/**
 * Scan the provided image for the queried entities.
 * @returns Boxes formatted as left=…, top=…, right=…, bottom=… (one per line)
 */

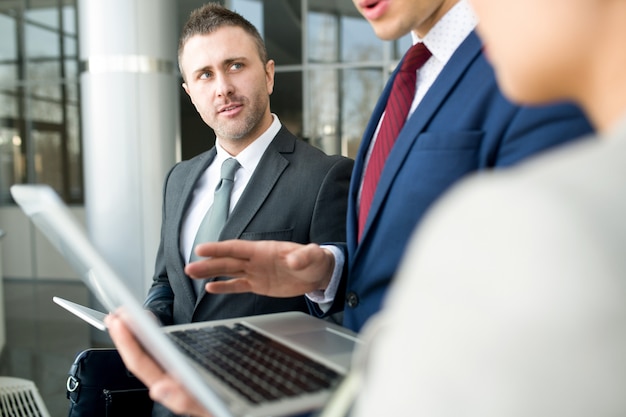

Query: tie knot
left=400, top=42, right=432, bottom=73
left=220, top=157, right=240, bottom=181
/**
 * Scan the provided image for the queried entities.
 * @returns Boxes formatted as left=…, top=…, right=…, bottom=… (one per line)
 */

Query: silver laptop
left=11, top=184, right=361, bottom=417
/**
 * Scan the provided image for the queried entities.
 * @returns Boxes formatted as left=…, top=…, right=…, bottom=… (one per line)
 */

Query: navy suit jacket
left=320, top=31, right=593, bottom=332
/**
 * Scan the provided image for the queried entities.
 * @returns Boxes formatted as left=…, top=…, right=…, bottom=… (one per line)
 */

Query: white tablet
left=53, top=296, right=108, bottom=331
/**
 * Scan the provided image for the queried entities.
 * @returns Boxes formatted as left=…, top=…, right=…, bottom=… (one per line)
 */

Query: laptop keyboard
left=168, top=323, right=341, bottom=404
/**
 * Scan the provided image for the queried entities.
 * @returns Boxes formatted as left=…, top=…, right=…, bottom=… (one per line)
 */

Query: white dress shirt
left=181, top=114, right=281, bottom=262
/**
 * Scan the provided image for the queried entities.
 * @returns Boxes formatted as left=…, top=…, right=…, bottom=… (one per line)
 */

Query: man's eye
left=199, top=72, right=212, bottom=80
left=231, top=63, right=243, bottom=70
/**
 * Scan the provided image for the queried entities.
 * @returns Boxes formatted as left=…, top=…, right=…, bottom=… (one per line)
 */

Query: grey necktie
left=190, top=157, right=240, bottom=294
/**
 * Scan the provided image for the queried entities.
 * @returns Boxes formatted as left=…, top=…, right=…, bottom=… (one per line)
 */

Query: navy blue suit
left=316, top=31, right=593, bottom=332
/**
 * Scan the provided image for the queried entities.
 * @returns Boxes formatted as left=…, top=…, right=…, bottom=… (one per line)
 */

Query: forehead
left=181, top=26, right=259, bottom=69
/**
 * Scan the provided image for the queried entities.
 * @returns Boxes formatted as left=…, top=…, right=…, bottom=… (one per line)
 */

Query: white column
left=78, top=0, right=179, bottom=317
left=0, top=230, right=5, bottom=352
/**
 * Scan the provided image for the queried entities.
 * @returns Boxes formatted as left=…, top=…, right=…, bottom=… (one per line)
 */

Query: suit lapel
left=194, top=129, right=292, bottom=307
left=177, top=149, right=217, bottom=305
left=347, top=67, right=395, bottom=251
left=220, top=127, right=292, bottom=239
left=356, top=32, right=483, bottom=245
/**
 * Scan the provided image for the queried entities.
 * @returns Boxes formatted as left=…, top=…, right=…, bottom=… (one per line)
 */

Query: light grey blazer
left=353, top=118, right=626, bottom=417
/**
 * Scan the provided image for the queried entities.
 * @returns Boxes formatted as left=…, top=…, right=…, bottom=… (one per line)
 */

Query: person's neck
left=584, top=28, right=626, bottom=132
left=413, top=0, right=460, bottom=38
left=584, top=81, right=626, bottom=134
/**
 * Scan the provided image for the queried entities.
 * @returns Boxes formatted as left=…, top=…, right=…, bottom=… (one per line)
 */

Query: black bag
left=66, top=348, right=153, bottom=417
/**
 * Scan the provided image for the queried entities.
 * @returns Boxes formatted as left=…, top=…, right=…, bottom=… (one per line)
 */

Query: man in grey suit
left=143, top=4, right=352, bottom=329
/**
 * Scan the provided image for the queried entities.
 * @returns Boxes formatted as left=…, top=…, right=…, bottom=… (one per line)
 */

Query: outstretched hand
left=185, top=240, right=335, bottom=297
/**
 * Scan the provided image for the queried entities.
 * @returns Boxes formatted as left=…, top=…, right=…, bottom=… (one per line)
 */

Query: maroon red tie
left=358, top=42, right=432, bottom=240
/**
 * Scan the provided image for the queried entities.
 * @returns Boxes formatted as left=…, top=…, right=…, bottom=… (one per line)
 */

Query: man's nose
left=215, top=73, right=234, bottom=97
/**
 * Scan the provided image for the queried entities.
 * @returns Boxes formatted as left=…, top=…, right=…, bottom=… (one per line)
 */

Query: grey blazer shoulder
left=164, top=126, right=353, bottom=243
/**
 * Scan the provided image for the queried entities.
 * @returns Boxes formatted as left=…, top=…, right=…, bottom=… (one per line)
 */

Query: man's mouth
left=218, top=103, right=242, bottom=114
left=358, top=0, right=389, bottom=21
left=360, top=0, right=379, bottom=10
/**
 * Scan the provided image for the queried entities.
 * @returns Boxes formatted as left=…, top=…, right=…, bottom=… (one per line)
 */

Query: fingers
left=105, top=314, right=167, bottom=388
left=195, top=239, right=255, bottom=258
left=204, top=278, right=253, bottom=294
left=284, top=243, right=323, bottom=270
left=186, top=240, right=254, bottom=278
left=106, top=314, right=212, bottom=417
left=185, top=256, right=246, bottom=279
left=185, top=240, right=331, bottom=297
left=151, top=379, right=213, bottom=417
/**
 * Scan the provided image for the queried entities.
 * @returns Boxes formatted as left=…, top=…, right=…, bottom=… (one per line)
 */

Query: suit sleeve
left=308, top=156, right=354, bottom=243
left=143, top=167, right=176, bottom=325
left=492, top=102, right=593, bottom=167
left=305, top=156, right=353, bottom=318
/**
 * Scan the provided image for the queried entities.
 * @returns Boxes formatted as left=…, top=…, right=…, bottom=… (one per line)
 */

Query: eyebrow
left=223, top=56, right=248, bottom=66
left=190, top=56, right=249, bottom=78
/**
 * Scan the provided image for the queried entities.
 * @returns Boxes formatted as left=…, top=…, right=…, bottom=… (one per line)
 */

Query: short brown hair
left=178, top=2, right=268, bottom=78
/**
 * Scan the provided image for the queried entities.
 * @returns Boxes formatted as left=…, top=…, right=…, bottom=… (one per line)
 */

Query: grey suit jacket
left=144, top=126, right=353, bottom=325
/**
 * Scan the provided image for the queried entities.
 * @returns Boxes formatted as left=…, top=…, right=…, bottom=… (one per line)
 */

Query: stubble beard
left=211, top=95, right=267, bottom=142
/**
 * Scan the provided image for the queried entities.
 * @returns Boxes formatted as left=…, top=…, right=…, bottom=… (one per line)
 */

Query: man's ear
left=182, top=82, right=190, bottom=96
left=265, top=59, right=275, bottom=95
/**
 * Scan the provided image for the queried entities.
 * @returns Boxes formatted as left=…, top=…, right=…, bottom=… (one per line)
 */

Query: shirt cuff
left=305, top=244, right=344, bottom=311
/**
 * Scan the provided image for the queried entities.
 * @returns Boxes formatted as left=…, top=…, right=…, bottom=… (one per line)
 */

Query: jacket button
left=346, top=292, right=359, bottom=308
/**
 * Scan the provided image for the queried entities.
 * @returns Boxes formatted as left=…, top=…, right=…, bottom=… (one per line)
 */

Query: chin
left=370, top=21, right=406, bottom=41
left=371, top=28, right=396, bottom=41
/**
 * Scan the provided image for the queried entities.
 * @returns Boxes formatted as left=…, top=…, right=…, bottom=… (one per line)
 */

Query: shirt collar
left=413, top=0, right=477, bottom=65
left=214, top=114, right=281, bottom=173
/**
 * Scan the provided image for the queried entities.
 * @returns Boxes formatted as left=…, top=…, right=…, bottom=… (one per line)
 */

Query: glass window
left=0, top=127, right=23, bottom=202
left=341, top=68, right=383, bottom=157
left=263, top=0, right=302, bottom=65
left=25, top=7, right=59, bottom=30
left=64, top=58, right=79, bottom=100
left=30, top=94, right=64, bottom=123
left=0, top=83, right=18, bottom=119
left=62, top=4, right=76, bottom=35
left=0, top=13, right=17, bottom=60
left=0, top=0, right=81, bottom=205
left=0, top=13, right=18, bottom=120
left=32, top=128, right=63, bottom=188
left=395, top=34, right=413, bottom=60
left=273, top=71, right=303, bottom=139
left=65, top=103, right=82, bottom=201
left=300, top=0, right=399, bottom=157
left=308, top=12, right=338, bottom=63
left=232, top=0, right=264, bottom=36
left=306, top=68, right=339, bottom=153
left=341, top=15, right=383, bottom=62
left=25, top=19, right=61, bottom=60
